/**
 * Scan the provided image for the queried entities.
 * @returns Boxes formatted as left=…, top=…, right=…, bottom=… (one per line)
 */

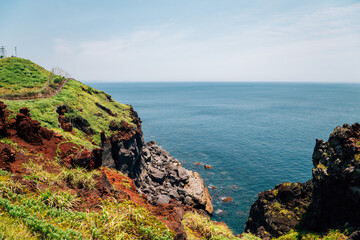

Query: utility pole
left=15, top=47, right=17, bottom=57
left=0, top=46, right=7, bottom=58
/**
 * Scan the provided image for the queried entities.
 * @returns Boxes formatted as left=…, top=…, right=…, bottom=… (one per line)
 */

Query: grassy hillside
left=0, top=148, right=175, bottom=239
left=3, top=79, right=134, bottom=147
left=0, top=57, right=252, bottom=240
left=0, top=57, right=53, bottom=94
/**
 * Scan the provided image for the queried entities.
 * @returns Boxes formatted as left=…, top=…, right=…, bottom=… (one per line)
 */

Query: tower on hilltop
left=0, top=46, right=7, bottom=58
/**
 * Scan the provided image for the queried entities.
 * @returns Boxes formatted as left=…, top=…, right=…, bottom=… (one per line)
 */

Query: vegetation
left=274, top=229, right=348, bottom=240
left=0, top=57, right=50, bottom=91
left=182, top=211, right=247, bottom=240
left=3, top=72, right=134, bottom=146
left=0, top=161, right=174, bottom=239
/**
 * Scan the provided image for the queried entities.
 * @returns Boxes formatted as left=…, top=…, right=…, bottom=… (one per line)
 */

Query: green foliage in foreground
left=0, top=164, right=174, bottom=240
left=182, top=211, right=257, bottom=240
left=0, top=57, right=52, bottom=94
left=4, top=79, right=134, bottom=146
left=274, top=229, right=348, bottom=240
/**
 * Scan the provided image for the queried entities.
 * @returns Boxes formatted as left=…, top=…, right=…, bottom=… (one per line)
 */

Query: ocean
left=88, top=82, right=360, bottom=233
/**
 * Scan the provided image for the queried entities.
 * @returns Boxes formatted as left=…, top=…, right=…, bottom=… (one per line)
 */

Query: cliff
left=0, top=57, right=246, bottom=239
left=245, top=123, right=360, bottom=239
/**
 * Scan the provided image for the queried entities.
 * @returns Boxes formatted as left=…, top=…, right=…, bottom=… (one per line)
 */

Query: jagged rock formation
left=101, top=109, right=213, bottom=215
left=302, top=123, right=360, bottom=231
left=245, top=123, right=360, bottom=238
left=245, top=181, right=313, bottom=239
left=101, top=120, right=144, bottom=177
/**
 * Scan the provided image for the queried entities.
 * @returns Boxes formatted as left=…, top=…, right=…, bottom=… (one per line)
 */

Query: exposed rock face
left=245, top=181, right=313, bottom=239
left=246, top=123, right=360, bottom=238
left=101, top=121, right=144, bottom=178
left=302, top=123, right=360, bottom=231
left=64, top=148, right=103, bottom=170
left=56, top=105, right=94, bottom=134
left=101, top=109, right=213, bottom=214
left=137, top=141, right=213, bottom=214
left=56, top=105, right=73, bottom=132
left=0, top=101, right=9, bottom=137
left=14, top=108, right=54, bottom=145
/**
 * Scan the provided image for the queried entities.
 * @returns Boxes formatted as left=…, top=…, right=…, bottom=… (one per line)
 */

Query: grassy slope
left=0, top=162, right=174, bottom=240
left=0, top=58, right=245, bottom=240
left=3, top=78, right=134, bottom=148
left=0, top=57, right=52, bottom=94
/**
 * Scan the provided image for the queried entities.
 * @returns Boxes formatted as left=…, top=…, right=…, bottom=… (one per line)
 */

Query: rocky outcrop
left=245, top=123, right=360, bottom=238
left=56, top=105, right=73, bottom=132
left=101, top=110, right=213, bottom=214
left=56, top=105, right=94, bottom=134
left=136, top=141, right=213, bottom=214
left=245, top=181, right=313, bottom=239
left=0, top=101, right=9, bottom=137
left=101, top=120, right=144, bottom=178
left=64, top=148, right=103, bottom=170
left=14, top=107, right=54, bottom=145
left=301, top=123, right=360, bottom=231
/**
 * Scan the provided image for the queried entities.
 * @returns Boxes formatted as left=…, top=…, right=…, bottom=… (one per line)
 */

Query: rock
left=68, top=148, right=103, bottom=170
left=214, top=209, right=226, bottom=215
left=149, top=167, right=165, bottom=183
left=245, top=122, right=360, bottom=238
left=157, top=194, right=171, bottom=204
left=0, top=101, right=9, bottom=137
left=221, top=197, right=233, bottom=202
left=137, top=142, right=213, bottom=214
left=244, top=181, right=313, bottom=238
left=348, top=231, right=360, bottom=240
left=100, top=109, right=213, bottom=214
left=204, top=164, right=212, bottom=169
left=71, top=116, right=94, bottom=135
left=101, top=125, right=143, bottom=178
left=301, top=123, right=360, bottom=232
left=15, top=109, right=43, bottom=145
left=95, top=102, right=116, bottom=116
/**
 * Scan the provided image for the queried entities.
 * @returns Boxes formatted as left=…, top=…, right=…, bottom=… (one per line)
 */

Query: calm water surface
left=88, top=82, right=360, bottom=233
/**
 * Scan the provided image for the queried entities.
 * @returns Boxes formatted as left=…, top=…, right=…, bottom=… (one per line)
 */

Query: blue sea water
left=88, top=82, right=360, bottom=233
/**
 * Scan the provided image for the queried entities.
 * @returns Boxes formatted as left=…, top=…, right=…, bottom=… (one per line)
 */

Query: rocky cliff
left=101, top=109, right=213, bottom=215
left=245, top=123, right=360, bottom=239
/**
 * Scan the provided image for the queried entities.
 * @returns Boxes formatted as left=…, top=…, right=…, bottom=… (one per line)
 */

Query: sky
left=1, top=0, right=360, bottom=82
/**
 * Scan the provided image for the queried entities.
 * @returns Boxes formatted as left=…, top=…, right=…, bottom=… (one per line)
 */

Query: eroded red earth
left=0, top=101, right=196, bottom=239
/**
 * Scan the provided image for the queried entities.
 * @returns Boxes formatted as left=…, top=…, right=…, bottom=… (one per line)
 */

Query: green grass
left=182, top=211, right=240, bottom=240
left=4, top=79, right=135, bottom=146
left=274, top=229, right=348, bottom=240
left=24, top=159, right=99, bottom=190
left=0, top=211, right=39, bottom=240
left=0, top=57, right=53, bottom=94
left=0, top=161, right=174, bottom=239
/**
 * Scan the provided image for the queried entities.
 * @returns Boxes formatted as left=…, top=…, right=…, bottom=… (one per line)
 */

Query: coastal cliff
left=100, top=108, right=213, bottom=215
left=0, top=57, right=243, bottom=239
left=245, top=123, right=360, bottom=239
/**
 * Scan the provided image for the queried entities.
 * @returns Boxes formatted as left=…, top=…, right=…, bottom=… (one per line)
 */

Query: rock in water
left=245, top=122, right=360, bottom=238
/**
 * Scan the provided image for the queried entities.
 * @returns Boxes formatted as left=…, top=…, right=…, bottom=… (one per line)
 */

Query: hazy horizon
left=2, top=0, right=360, bottom=83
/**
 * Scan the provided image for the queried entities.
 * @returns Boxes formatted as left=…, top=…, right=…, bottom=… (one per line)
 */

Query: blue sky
left=1, top=0, right=360, bottom=82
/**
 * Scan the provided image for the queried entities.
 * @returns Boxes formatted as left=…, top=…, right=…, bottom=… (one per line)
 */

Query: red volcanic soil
left=0, top=142, right=29, bottom=175
left=0, top=102, right=196, bottom=238
left=103, top=167, right=193, bottom=238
